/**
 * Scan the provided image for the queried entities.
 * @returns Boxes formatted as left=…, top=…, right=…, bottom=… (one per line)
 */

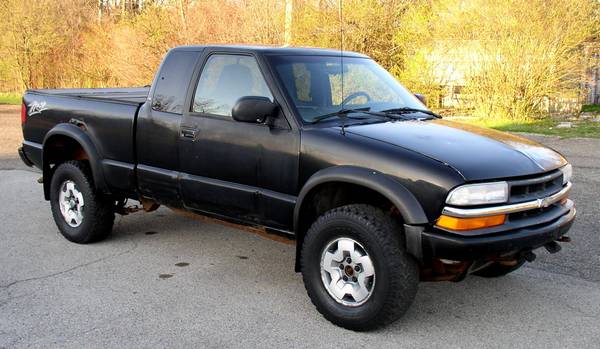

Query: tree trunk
left=284, top=0, right=293, bottom=46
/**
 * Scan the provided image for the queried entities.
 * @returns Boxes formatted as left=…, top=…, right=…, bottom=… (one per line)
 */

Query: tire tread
left=301, top=204, right=418, bottom=331
left=50, top=160, right=114, bottom=244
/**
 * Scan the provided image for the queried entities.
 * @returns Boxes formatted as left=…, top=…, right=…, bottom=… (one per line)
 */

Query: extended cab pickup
left=19, top=45, right=576, bottom=330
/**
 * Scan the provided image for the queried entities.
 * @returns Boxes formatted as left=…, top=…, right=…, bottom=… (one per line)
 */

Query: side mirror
left=232, top=96, right=278, bottom=123
left=414, top=93, right=427, bottom=106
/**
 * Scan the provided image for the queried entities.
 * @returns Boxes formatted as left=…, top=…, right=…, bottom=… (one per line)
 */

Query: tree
left=394, top=0, right=600, bottom=119
left=0, top=0, right=597, bottom=121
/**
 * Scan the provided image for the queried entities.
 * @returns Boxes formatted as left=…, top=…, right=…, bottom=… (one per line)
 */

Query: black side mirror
left=232, top=96, right=278, bottom=123
left=414, top=93, right=427, bottom=106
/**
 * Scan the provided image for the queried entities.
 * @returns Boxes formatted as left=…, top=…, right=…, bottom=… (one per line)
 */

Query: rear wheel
left=50, top=160, right=115, bottom=243
left=301, top=204, right=418, bottom=331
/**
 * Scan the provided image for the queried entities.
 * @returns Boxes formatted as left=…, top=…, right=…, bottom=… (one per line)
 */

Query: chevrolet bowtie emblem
left=538, top=197, right=552, bottom=208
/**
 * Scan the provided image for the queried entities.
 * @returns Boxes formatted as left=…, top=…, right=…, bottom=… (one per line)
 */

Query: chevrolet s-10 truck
left=19, top=45, right=575, bottom=330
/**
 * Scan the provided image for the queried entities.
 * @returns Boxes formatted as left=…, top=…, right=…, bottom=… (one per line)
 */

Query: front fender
left=294, top=165, right=428, bottom=231
left=293, top=166, right=429, bottom=271
left=42, top=123, right=107, bottom=198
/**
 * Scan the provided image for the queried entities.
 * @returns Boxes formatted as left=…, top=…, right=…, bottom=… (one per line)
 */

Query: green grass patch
left=455, top=118, right=600, bottom=138
left=582, top=104, right=600, bottom=113
left=0, top=92, right=21, bottom=105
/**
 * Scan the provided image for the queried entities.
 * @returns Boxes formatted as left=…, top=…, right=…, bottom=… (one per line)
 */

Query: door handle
left=181, top=128, right=197, bottom=139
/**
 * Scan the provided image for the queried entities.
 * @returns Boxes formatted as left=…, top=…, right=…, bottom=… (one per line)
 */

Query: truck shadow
left=109, top=206, right=598, bottom=340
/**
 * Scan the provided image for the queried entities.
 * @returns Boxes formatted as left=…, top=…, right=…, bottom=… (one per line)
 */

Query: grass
left=454, top=117, right=600, bottom=138
left=582, top=104, right=600, bottom=113
left=0, top=92, right=21, bottom=105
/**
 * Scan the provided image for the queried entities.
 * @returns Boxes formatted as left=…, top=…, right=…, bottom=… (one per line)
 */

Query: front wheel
left=301, top=204, right=418, bottom=331
left=50, top=160, right=115, bottom=243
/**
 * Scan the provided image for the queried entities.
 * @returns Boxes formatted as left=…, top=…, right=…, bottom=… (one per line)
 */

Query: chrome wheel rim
left=58, top=180, right=84, bottom=227
left=320, top=237, right=376, bottom=307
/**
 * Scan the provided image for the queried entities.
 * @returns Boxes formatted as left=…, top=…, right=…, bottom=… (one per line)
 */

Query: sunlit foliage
left=0, top=0, right=597, bottom=119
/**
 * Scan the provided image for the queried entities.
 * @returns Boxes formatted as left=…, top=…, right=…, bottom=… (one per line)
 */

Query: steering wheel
left=341, top=91, right=371, bottom=106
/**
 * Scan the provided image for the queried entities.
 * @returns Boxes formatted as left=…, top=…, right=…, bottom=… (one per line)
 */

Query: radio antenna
left=339, top=0, right=346, bottom=135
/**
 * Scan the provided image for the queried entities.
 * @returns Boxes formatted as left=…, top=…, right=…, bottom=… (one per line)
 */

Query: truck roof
left=171, top=45, right=369, bottom=58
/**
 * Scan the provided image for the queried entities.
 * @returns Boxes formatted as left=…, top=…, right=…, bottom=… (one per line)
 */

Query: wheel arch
left=42, top=124, right=107, bottom=199
left=293, top=166, right=428, bottom=271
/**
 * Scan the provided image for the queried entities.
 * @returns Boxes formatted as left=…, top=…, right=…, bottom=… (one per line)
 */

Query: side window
left=152, top=51, right=198, bottom=114
left=193, top=54, right=273, bottom=117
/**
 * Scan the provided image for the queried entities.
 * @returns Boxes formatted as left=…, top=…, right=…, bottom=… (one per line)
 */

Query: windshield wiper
left=311, top=107, right=406, bottom=124
left=311, top=108, right=379, bottom=124
left=380, top=107, right=441, bottom=118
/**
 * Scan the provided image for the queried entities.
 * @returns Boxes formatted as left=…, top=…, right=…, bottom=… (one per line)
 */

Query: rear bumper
left=19, top=141, right=43, bottom=169
left=418, top=205, right=576, bottom=261
left=18, top=146, right=34, bottom=167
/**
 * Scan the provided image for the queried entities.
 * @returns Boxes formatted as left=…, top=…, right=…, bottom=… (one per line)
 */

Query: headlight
left=446, top=182, right=509, bottom=206
left=560, top=164, right=572, bottom=185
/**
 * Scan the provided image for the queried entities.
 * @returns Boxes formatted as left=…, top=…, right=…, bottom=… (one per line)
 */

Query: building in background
left=427, top=40, right=600, bottom=115
left=584, top=45, right=600, bottom=105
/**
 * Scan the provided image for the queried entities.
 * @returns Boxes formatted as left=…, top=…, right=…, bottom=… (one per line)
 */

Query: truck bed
left=22, top=87, right=147, bottom=195
left=27, top=87, right=150, bottom=105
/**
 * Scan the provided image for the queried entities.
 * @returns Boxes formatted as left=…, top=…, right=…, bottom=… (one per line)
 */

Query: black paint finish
left=21, top=45, right=574, bottom=265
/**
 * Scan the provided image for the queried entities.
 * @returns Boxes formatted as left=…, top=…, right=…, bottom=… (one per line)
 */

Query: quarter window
left=193, top=55, right=273, bottom=117
left=152, top=51, right=198, bottom=114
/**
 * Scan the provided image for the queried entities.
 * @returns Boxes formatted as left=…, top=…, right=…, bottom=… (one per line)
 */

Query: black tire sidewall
left=50, top=162, right=100, bottom=243
left=302, top=208, right=415, bottom=329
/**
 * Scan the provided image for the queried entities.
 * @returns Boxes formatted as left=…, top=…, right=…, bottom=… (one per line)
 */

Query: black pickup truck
left=19, top=45, right=575, bottom=330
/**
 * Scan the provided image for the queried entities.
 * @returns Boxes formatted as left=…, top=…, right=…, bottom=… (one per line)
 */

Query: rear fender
left=42, top=123, right=107, bottom=199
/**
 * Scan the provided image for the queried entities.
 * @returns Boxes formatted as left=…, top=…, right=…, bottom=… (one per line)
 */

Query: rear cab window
left=152, top=51, right=199, bottom=114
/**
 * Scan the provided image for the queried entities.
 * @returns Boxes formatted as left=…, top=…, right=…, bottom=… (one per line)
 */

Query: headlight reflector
left=560, top=164, right=572, bottom=185
left=446, top=182, right=509, bottom=206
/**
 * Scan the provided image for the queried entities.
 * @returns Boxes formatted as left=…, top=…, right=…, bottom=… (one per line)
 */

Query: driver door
left=178, top=52, right=299, bottom=229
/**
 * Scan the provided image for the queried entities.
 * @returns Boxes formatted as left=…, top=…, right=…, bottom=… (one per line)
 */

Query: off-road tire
left=49, top=160, right=115, bottom=243
left=301, top=204, right=419, bottom=331
left=472, top=259, right=526, bottom=278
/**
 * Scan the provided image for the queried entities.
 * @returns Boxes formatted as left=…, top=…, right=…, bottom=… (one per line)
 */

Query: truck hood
left=343, top=119, right=567, bottom=181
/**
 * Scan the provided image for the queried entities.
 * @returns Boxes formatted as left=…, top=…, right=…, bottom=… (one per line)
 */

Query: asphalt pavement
left=1, top=135, right=599, bottom=348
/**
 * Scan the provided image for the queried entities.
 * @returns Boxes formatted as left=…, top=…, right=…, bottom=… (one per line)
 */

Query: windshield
left=268, top=55, right=427, bottom=123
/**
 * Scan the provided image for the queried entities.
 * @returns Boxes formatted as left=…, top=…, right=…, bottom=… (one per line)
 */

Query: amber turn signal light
left=436, top=214, right=506, bottom=231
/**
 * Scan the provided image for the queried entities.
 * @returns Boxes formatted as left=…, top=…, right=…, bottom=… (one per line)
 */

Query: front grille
left=508, top=206, right=554, bottom=221
left=506, top=170, right=569, bottom=225
left=508, top=170, right=563, bottom=204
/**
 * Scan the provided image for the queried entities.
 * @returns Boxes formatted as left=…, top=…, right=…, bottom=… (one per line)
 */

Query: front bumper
left=420, top=203, right=576, bottom=261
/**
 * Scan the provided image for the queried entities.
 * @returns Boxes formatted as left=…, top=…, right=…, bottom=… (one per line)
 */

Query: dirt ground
left=0, top=105, right=21, bottom=158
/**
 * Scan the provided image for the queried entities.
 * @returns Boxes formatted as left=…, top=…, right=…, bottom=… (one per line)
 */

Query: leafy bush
left=582, top=105, right=600, bottom=113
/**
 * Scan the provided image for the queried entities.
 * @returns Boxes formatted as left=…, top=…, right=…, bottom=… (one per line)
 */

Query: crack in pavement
left=0, top=292, right=32, bottom=308
left=562, top=302, right=600, bottom=320
left=0, top=168, right=41, bottom=174
left=525, top=262, right=600, bottom=284
left=0, top=239, right=138, bottom=290
left=0, top=211, right=130, bottom=291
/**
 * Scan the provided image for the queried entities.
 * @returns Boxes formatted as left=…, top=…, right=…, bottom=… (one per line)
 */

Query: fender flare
left=294, top=165, right=428, bottom=230
left=293, top=166, right=428, bottom=270
left=42, top=123, right=107, bottom=199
